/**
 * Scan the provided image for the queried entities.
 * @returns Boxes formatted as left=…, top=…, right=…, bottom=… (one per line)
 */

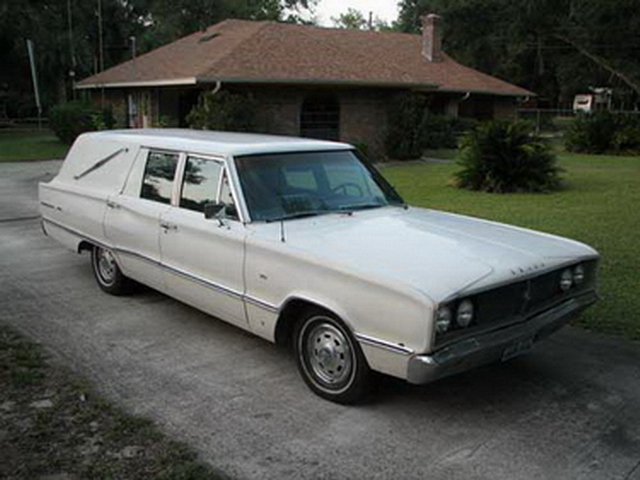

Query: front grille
left=436, top=259, right=598, bottom=345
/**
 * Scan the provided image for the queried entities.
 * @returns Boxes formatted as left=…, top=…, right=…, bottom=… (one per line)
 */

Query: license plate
left=502, top=336, right=534, bottom=362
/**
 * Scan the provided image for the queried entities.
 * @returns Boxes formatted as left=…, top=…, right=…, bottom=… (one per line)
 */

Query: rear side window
left=140, top=151, right=179, bottom=204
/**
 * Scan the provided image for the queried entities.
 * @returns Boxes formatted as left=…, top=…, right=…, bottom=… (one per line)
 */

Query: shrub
left=49, top=102, right=114, bottom=144
left=565, top=111, right=619, bottom=154
left=455, top=120, right=562, bottom=193
left=187, top=90, right=256, bottom=131
left=612, top=116, right=640, bottom=153
left=565, top=111, right=640, bottom=154
left=385, top=93, right=462, bottom=160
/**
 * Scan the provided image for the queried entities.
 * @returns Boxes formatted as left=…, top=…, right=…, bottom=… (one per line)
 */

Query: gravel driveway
left=1, top=160, right=640, bottom=480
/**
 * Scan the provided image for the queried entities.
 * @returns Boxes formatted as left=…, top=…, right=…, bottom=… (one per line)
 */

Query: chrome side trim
left=41, top=217, right=109, bottom=250
left=113, top=247, right=161, bottom=267
left=43, top=217, right=278, bottom=314
left=355, top=333, right=414, bottom=356
left=162, top=262, right=244, bottom=301
left=244, top=295, right=279, bottom=313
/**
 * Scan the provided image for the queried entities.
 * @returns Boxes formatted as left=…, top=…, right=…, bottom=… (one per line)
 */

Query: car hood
left=263, top=206, right=598, bottom=303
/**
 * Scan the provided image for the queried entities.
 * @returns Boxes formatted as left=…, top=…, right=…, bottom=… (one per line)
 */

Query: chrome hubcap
left=97, top=248, right=117, bottom=284
left=305, top=320, right=353, bottom=386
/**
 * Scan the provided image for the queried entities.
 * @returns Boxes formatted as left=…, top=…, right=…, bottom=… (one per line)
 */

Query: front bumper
left=406, top=290, right=599, bottom=384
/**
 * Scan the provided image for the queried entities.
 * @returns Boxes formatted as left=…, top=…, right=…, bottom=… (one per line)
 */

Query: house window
left=300, top=95, right=340, bottom=141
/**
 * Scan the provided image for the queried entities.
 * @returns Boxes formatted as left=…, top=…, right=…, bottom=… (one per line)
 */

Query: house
left=77, top=15, right=534, bottom=155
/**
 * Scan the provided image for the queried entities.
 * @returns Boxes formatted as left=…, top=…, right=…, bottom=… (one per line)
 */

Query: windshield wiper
left=266, top=210, right=327, bottom=223
left=338, top=203, right=385, bottom=212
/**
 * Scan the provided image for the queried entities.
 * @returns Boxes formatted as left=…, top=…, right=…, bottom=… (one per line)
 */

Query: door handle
left=106, top=199, right=120, bottom=209
left=160, top=221, right=178, bottom=232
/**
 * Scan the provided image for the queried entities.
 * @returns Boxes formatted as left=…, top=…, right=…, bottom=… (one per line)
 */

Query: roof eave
left=75, top=77, right=198, bottom=90
left=438, top=87, right=536, bottom=98
left=197, top=76, right=440, bottom=90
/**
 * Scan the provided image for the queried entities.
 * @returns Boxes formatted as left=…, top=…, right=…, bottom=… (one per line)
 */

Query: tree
left=138, top=0, right=315, bottom=49
left=0, top=0, right=315, bottom=117
left=332, top=8, right=367, bottom=30
left=331, top=7, right=390, bottom=31
left=394, top=0, right=640, bottom=106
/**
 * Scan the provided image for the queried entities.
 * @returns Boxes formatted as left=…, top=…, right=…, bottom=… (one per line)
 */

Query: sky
left=311, top=0, right=401, bottom=27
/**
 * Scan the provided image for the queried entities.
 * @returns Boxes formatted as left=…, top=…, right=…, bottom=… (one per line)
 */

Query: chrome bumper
left=407, top=291, right=599, bottom=385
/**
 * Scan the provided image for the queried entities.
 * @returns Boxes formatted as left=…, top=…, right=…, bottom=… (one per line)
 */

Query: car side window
left=219, top=171, right=239, bottom=220
left=180, top=156, right=223, bottom=213
left=180, top=156, right=239, bottom=220
left=140, top=151, right=179, bottom=204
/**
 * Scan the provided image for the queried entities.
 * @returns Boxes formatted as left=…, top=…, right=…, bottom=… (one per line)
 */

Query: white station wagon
left=39, top=129, right=599, bottom=403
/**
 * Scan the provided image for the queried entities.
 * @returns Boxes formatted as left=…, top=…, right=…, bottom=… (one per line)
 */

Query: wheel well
left=78, top=241, right=93, bottom=254
left=275, top=299, right=330, bottom=349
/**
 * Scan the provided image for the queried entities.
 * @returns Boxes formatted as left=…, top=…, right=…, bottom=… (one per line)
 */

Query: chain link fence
left=517, top=108, right=640, bottom=137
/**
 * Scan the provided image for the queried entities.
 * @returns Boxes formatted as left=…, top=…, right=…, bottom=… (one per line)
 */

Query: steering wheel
left=331, top=182, right=363, bottom=197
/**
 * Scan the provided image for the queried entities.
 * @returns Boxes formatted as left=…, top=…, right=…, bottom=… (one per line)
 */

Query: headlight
left=560, top=268, right=573, bottom=292
left=456, top=299, right=474, bottom=327
left=436, top=306, right=452, bottom=334
left=573, top=264, right=585, bottom=285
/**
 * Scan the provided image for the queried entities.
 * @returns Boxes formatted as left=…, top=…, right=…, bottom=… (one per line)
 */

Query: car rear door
left=103, top=149, right=178, bottom=291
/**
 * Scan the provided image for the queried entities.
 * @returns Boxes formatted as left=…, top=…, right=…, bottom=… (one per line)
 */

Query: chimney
left=421, top=13, right=443, bottom=62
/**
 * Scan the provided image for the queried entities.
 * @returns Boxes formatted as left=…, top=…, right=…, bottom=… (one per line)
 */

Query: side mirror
left=203, top=202, right=225, bottom=220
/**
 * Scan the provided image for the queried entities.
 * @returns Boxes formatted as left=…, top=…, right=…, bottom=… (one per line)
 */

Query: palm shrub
left=455, top=120, right=562, bottom=193
left=187, top=90, right=256, bottom=132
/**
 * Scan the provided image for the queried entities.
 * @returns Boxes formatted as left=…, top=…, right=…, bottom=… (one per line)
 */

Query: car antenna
left=280, top=219, right=286, bottom=243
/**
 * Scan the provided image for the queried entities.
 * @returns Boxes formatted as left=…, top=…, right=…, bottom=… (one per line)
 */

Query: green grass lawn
left=382, top=152, right=640, bottom=341
left=0, top=129, right=69, bottom=162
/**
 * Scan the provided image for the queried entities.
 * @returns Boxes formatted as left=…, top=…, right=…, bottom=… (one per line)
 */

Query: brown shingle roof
left=77, top=19, right=533, bottom=96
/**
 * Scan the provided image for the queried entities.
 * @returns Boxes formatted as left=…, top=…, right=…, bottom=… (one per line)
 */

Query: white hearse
left=39, top=129, right=599, bottom=403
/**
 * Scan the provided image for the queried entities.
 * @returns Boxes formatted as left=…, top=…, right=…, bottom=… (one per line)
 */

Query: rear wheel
left=294, top=308, right=371, bottom=404
left=91, top=245, right=135, bottom=295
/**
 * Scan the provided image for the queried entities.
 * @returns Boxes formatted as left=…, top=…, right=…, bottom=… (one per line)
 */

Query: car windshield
left=235, top=150, right=405, bottom=222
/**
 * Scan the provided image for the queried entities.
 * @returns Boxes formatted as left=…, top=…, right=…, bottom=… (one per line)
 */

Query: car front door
left=158, top=154, right=248, bottom=328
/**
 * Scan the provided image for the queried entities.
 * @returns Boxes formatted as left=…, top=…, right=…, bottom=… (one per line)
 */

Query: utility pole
left=67, top=0, right=76, bottom=100
left=26, top=40, right=42, bottom=130
left=97, top=0, right=105, bottom=105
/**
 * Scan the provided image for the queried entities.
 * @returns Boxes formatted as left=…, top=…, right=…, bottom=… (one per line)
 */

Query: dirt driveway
left=1, top=160, right=640, bottom=480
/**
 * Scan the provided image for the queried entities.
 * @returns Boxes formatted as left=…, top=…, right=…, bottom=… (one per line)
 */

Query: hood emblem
left=511, top=262, right=547, bottom=277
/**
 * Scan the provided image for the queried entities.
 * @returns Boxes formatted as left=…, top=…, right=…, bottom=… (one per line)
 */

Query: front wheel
left=294, top=309, right=372, bottom=404
left=90, top=245, right=135, bottom=295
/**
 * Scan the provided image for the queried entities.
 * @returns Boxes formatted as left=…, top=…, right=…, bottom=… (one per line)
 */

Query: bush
left=187, top=90, right=256, bottom=131
left=455, top=120, right=562, bottom=193
left=49, top=102, right=114, bottom=144
left=385, top=93, right=462, bottom=160
left=565, top=111, right=640, bottom=154
left=565, top=111, right=618, bottom=154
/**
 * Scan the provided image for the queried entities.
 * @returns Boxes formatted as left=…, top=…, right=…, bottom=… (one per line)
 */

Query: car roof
left=82, top=129, right=353, bottom=157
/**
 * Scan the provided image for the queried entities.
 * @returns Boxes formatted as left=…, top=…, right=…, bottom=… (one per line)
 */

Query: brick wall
left=492, top=97, right=518, bottom=120
left=241, top=85, right=392, bottom=158
left=339, top=89, right=391, bottom=159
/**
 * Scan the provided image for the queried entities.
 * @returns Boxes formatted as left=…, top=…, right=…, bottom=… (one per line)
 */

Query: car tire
left=90, top=245, right=135, bottom=295
left=294, top=308, right=372, bottom=404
